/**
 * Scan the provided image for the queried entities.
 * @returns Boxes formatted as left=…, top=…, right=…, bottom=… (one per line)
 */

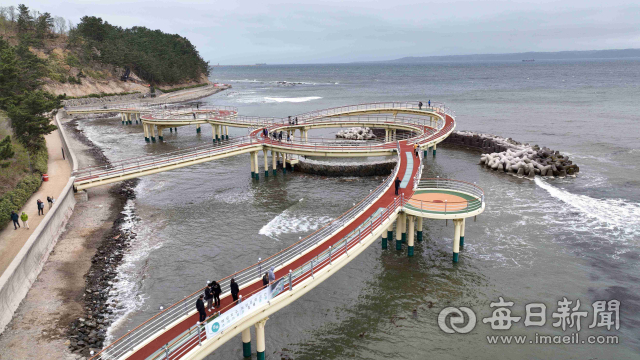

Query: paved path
left=0, top=129, right=71, bottom=277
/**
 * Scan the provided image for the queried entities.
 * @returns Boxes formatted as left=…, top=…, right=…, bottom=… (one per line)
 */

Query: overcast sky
left=21, top=0, right=640, bottom=64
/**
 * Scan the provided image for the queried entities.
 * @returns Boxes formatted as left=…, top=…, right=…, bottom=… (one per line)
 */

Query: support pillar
left=460, top=218, right=466, bottom=248
left=387, top=223, right=393, bottom=244
left=255, top=318, right=268, bottom=360
left=385, top=129, right=389, bottom=142
left=282, top=153, right=287, bottom=174
left=143, top=123, right=150, bottom=143
left=215, top=125, right=220, bottom=142
left=250, top=152, right=256, bottom=179
left=263, top=149, right=269, bottom=177
left=196, top=124, right=201, bottom=133
left=381, top=226, right=388, bottom=249
left=393, top=129, right=396, bottom=141
left=254, top=151, right=260, bottom=180
left=416, top=216, right=423, bottom=242
left=242, top=328, right=251, bottom=358
left=407, top=216, right=415, bottom=257
left=272, top=150, right=277, bottom=175
left=120, top=113, right=125, bottom=125
left=305, top=129, right=308, bottom=141
left=433, top=144, right=437, bottom=156
left=225, top=126, right=229, bottom=140
left=135, top=113, right=139, bottom=124
left=212, top=124, right=217, bottom=144
left=453, top=219, right=462, bottom=263
left=158, top=126, right=164, bottom=142
left=150, top=124, right=156, bottom=142
left=127, top=113, right=132, bottom=125
left=400, top=212, right=407, bottom=243
left=170, top=127, right=173, bottom=133
left=395, top=216, right=403, bottom=250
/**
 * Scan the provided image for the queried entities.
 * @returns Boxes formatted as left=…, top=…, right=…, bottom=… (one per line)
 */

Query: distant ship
left=255, top=63, right=267, bottom=66
left=522, top=59, right=535, bottom=62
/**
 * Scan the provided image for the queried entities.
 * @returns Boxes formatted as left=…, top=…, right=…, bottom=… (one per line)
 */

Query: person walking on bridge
left=262, top=272, right=269, bottom=289
left=21, top=211, right=29, bottom=229
left=196, top=295, right=206, bottom=323
left=395, top=176, right=401, bottom=196
left=268, top=266, right=276, bottom=283
left=204, top=284, right=214, bottom=311
left=230, top=278, right=240, bottom=303
left=428, top=99, right=431, bottom=108
left=418, top=101, right=423, bottom=110
left=211, top=281, right=221, bottom=308
left=11, top=211, right=20, bottom=230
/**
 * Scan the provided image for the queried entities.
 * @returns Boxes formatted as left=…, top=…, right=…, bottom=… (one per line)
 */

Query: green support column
left=196, top=124, right=201, bottom=133
left=255, top=318, right=268, bottom=360
left=170, top=127, right=173, bottom=133
left=120, top=113, right=124, bottom=125
left=407, top=216, right=415, bottom=257
left=158, top=127, right=164, bottom=142
left=381, top=231, right=387, bottom=250
left=250, top=152, right=256, bottom=179
left=424, top=149, right=427, bottom=157
left=242, top=328, right=251, bottom=358
left=254, top=152, right=260, bottom=180
left=400, top=212, right=407, bottom=243
left=395, top=216, right=402, bottom=251
left=453, top=219, right=462, bottom=263
left=432, top=144, right=437, bottom=156
left=460, top=218, right=465, bottom=248
left=387, top=223, right=393, bottom=245
left=416, top=216, right=423, bottom=242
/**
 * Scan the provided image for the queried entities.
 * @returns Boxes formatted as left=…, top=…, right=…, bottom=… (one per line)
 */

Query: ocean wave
left=105, top=199, right=164, bottom=343
left=259, top=208, right=333, bottom=240
left=534, top=177, right=640, bottom=237
left=264, top=96, right=322, bottom=103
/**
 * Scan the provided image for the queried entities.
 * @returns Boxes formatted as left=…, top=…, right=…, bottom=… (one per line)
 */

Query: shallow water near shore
left=76, top=59, right=640, bottom=359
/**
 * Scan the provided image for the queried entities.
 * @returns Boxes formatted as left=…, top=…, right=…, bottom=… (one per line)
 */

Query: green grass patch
left=62, top=91, right=141, bottom=100
left=158, top=83, right=208, bottom=93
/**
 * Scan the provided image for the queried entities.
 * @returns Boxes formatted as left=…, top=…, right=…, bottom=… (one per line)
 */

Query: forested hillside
left=73, top=16, right=210, bottom=84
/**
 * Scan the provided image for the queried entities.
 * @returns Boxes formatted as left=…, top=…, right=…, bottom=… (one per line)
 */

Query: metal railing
left=89, top=143, right=404, bottom=360
left=405, top=178, right=484, bottom=214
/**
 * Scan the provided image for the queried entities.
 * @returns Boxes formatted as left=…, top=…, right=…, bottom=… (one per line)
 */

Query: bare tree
left=8, top=6, right=15, bottom=22
left=54, top=16, right=66, bottom=34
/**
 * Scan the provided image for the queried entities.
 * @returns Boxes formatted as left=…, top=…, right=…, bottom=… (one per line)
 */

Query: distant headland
left=361, top=48, right=640, bottom=63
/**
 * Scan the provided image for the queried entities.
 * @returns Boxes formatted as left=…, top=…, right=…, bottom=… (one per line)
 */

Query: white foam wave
left=105, top=199, right=164, bottom=343
left=259, top=209, right=333, bottom=240
left=264, top=96, right=322, bottom=103
left=535, top=177, right=640, bottom=235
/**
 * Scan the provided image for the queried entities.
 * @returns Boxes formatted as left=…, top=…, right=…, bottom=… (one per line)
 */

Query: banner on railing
left=205, top=279, right=284, bottom=339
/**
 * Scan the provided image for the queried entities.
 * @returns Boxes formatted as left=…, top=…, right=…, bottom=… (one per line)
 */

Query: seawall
left=0, top=110, right=78, bottom=334
left=295, top=158, right=396, bottom=177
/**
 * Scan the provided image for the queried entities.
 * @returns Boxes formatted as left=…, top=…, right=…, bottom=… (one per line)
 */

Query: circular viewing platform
left=404, top=178, right=485, bottom=219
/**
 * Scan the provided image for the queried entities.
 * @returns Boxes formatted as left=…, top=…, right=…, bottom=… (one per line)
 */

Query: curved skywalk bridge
left=62, top=102, right=484, bottom=360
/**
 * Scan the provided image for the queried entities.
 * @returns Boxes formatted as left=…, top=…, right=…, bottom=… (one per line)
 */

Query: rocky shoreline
left=65, top=117, right=141, bottom=356
left=442, top=131, right=579, bottom=178
left=67, top=180, right=138, bottom=356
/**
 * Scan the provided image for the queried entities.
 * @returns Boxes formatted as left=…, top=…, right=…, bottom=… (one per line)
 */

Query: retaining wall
left=0, top=110, right=77, bottom=334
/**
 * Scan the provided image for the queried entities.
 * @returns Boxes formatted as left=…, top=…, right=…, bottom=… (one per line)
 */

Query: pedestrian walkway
left=0, top=129, right=71, bottom=277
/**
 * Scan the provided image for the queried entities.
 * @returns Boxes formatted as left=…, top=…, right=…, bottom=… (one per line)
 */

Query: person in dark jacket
left=418, top=101, right=423, bottom=110
left=204, top=285, right=213, bottom=311
left=394, top=177, right=401, bottom=196
left=211, top=281, right=222, bottom=308
left=262, top=272, right=269, bottom=288
left=230, top=278, right=240, bottom=303
left=196, top=295, right=206, bottom=323
left=11, top=211, right=20, bottom=230
left=37, top=199, right=44, bottom=215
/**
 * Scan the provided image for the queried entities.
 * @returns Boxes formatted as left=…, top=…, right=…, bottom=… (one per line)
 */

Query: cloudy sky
left=22, top=0, right=640, bottom=64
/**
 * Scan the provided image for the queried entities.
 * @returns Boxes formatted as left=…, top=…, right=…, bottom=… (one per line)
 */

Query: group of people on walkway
left=417, top=100, right=431, bottom=110
left=9, top=196, right=55, bottom=230
left=287, top=116, right=299, bottom=125
left=196, top=280, right=223, bottom=323
left=196, top=266, right=278, bottom=324
left=269, top=130, right=291, bottom=142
